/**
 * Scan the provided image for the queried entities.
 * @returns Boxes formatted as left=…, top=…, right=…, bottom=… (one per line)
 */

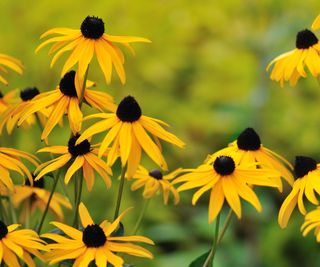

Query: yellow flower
left=17, top=71, right=115, bottom=140
left=175, top=154, right=280, bottom=223
left=0, top=53, right=23, bottom=85
left=301, top=206, right=320, bottom=241
left=0, top=221, right=47, bottom=266
left=43, top=202, right=154, bottom=267
left=77, top=96, right=185, bottom=178
left=312, top=15, right=320, bottom=31
left=267, top=29, right=320, bottom=86
left=34, top=134, right=112, bottom=191
left=0, top=90, right=17, bottom=114
left=131, top=166, right=182, bottom=205
left=11, top=178, right=72, bottom=220
left=36, top=16, right=151, bottom=84
left=0, top=147, right=39, bottom=190
left=278, top=156, right=320, bottom=229
left=207, top=128, right=294, bottom=190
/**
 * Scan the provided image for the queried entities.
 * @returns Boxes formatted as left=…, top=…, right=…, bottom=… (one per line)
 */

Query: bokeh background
left=1, top=0, right=320, bottom=266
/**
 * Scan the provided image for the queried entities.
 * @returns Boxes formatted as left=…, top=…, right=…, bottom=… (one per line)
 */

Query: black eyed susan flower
left=174, top=154, right=281, bottom=223
left=312, top=15, right=320, bottom=31
left=11, top=178, right=72, bottom=220
left=36, top=16, right=151, bottom=84
left=267, top=29, right=320, bottom=86
left=77, top=95, right=185, bottom=178
left=131, top=166, right=183, bottom=205
left=34, top=134, right=112, bottom=191
left=17, top=71, right=116, bottom=140
left=0, top=220, right=47, bottom=266
left=278, top=156, right=320, bottom=229
left=207, top=128, right=294, bottom=190
left=301, top=206, right=320, bottom=241
left=0, top=53, right=23, bottom=85
left=43, top=202, right=154, bottom=267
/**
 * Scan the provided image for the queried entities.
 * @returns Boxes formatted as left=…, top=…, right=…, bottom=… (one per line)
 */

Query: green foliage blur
left=1, top=0, right=320, bottom=266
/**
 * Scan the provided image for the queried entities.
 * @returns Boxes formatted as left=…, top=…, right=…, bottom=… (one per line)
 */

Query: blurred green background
left=1, top=0, right=320, bottom=266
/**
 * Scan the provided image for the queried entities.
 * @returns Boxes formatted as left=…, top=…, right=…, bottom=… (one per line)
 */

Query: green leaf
left=189, top=250, right=211, bottom=267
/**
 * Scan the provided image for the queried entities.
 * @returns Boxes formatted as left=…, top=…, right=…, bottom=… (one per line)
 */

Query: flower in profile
left=131, top=166, right=183, bottom=205
left=36, top=16, right=151, bottom=84
left=267, top=29, right=320, bottom=86
left=11, top=177, right=72, bottom=220
left=77, top=95, right=185, bottom=178
left=174, top=154, right=280, bottom=223
left=207, top=128, right=294, bottom=190
left=0, top=147, right=39, bottom=190
left=34, top=134, right=112, bottom=191
left=0, top=53, right=23, bottom=85
left=17, top=71, right=115, bottom=140
left=312, top=15, right=320, bottom=31
left=301, top=206, right=320, bottom=241
left=278, top=156, right=320, bottom=228
left=0, top=220, right=47, bottom=266
left=43, top=202, right=154, bottom=266
left=0, top=90, right=17, bottom=114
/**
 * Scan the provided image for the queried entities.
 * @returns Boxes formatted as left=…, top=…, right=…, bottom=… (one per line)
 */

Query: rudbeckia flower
left=0, top=220, right=47, bottom=266
left=278, top=156, right=320, bottom=228
left=312, top=15, right=320, bottom=31
left=0, top=147, right=39, bottom=190
left=207, top=128, right=294, bottom=190
left=0, top=90, right=17, bottom=114
left=11, top=178, right=72, bottom=220
left=34, top=134, right=112, bottom=191
left=0, top=53, right=23, bottom=85
left=131, top=166, right=182, bottom=205
left=43, top=202, right=154, bottom=267
left=36, top=16, right=151, bottom=84
left=17, top=70, right=115, bottom=140
left=77, top=95, right=185, bottom=178
left=267, top=29, right=320, bottom=86
left=175, top=154, right=280, bottom=223
left=301, top=206, right=320, bottom=241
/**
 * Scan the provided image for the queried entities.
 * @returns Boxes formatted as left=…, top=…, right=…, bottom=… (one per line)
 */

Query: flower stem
left=132, top=198, right=150, bottom=235
left=79, top=66, right=89, bottom=108
left=203, top=214, right=220, bottom=267
left=114, top=165, right=127, bottom=220
left=73, top=170, right=83, bottom=228
left=37, top=171, right=60, bottom=234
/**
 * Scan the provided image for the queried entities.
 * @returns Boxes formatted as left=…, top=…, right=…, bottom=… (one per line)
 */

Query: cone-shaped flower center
left=237, top=127, right=261, bottom=151
left=81, top=16, right=105, bottom=39
left=68, top=135, right=91, bottom=157
left=294, top=156, right=317, bottom=178
left=296, top=29, right=318, bottom=49
left=149, top=169, right=163, bottom=180
left=20, top=87, right=40, bottom=101
left=213, top=156, right=235, bottom=176
left=116, top=96, right=142, bottom=122
left=82, top=224, right=107, bottom=247
left=59, top=71, right=78, bottom=97
left=0, top=91, right=3, bottom=98
left=0, top=221, right=8, bottom=240
left=26, top=176, right=44, bottom=188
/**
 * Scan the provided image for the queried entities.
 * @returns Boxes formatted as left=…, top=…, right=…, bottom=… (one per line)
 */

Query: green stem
left=8, top=196, right=17, bottom=224
left=114, top=165, right=127, bottom=220
left=79, top=66, right=89, bottom=108
left=132, top=198, right=150, bottom=235
left=37, top=171, right=60, bottom=234
left=215, top=209, right=233, bottom=247
left=73, top=170, right=83, bottom=227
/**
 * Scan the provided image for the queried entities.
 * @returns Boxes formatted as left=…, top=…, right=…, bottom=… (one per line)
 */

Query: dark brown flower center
left=82, top=224, right=107, bottom=247
left=149, top=169, right=163, bottom=180
left=237, top=128, right=261, bottom=151
left=81, top=16, right=105, bottom=39
left=0, top=221, right=8, bottom=240
left=26, top=176, right=44, bottom=189
left=0, top=91, right=3, bottom=98
left=59, top=71, right=77, bottom=97
left=213, top=156, right=235, bottom=176
left=68, top=135, right=91, bottom=157
left=20, top=87, right=40, bottom=101
left=294, top=156, right=317, bottom=178
left=296, top=29, right=318, bottom=49
left=116, top=96, right=142, bottom=122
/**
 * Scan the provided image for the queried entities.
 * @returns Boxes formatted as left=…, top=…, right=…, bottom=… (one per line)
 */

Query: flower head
left=278, top=156, right=320, bottom=228
left=43, top=203, right=154, bottom=267
left=34, top=134, right=112, bottom=191
left=36, top=16, right=151, bottom=85
left=267, top=29, right=320, bottom=86
left=131, top=166, right=183, bottom=205
left=174, top=153, right=280, bottom=223
left=0, top=53, right=23, bottom=85
left=77, top=95, right=185, bottom=178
